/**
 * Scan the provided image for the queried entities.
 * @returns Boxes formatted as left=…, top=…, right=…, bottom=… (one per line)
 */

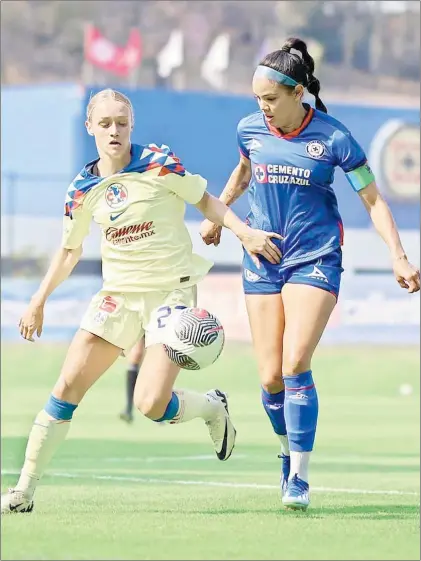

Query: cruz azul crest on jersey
left=305, top=140, right=325, bottom=159
left=105, top=183, right=128, bottom=208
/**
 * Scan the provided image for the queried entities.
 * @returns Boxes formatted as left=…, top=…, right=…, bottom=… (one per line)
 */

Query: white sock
left=290, top=451, right=311, bottom=483
left=277, top=434, right=290, bottom=456
left=169, top=390, right=220, bottom=424
left=15, top=410, right=71, bottom=498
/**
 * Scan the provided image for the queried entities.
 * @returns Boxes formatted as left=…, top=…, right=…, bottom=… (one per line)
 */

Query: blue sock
left=44, top=394, right=78, bottom=421
left=261, top=387, right=287, bottom=436
left=154, top=392, right=179, bottom=422
left=283, top=371, right=318, bottom=452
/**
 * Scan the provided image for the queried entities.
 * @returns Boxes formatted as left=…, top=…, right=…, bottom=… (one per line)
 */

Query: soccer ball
left=163, top=307, right=225, bottom=370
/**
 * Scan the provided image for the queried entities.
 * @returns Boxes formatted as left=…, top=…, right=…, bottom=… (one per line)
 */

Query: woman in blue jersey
left=201, top=37, right=420, bottom=510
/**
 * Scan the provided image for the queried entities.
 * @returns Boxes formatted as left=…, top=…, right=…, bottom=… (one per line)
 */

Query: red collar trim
left=264, top=107, right=314, bottom=139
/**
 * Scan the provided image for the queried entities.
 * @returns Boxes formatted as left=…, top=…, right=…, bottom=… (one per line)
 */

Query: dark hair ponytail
left=259, top=37, right=327, bottom=113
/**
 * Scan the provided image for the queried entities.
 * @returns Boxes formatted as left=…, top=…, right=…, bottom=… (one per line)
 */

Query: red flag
left=84, top=24, right=142, bottom=77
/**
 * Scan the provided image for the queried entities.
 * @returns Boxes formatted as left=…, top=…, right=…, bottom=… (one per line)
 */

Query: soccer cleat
left=282, top=474, right=310, bottom=510
left=278, top=453, right=291, bottom=496
left=119, top=411, right=134, bottom=424
left=1, top=489, right=34, bottom=515
left=205, top=389, right=237, bottom=461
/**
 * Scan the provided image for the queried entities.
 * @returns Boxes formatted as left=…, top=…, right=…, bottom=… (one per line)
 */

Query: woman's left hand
left=393, top=256, right=420, bottom=293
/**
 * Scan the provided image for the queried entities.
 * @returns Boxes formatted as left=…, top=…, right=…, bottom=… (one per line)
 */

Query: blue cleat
left=278, top=454, right=290, bottom=497
left=282, top=474, right=310, bottom=510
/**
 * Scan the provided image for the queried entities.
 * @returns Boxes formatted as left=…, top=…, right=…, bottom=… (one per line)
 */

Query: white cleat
left=205, top=389, right=237, bottom=461
left=1, top=489, right=34, bottom=515
left=282, top=474, right=310, bottom=511
left=278, top=454, right=291, bottom=497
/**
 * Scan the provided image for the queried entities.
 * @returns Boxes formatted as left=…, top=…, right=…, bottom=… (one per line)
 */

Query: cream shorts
left=80, top=286, right=197, bottom=351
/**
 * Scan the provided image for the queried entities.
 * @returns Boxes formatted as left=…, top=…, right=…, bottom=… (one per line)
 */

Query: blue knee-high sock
left=153, top=392, right=179, bottom=423
left=283, top=371, right=318, bottom=452
left=261, top=388, right=287, bottom=436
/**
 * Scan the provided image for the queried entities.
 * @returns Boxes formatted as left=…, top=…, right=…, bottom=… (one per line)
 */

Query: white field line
left=1, top=469, right=419, bottom=497
left=3, top=453, right=416, bottom=465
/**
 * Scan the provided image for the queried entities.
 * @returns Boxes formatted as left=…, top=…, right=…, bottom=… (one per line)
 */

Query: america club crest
left=105, top=183, right=128, bottom=208
left=305, top=140, right=325, bottom=159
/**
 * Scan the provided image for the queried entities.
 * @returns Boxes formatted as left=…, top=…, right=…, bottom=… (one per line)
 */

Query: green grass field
left=1, top=343, right=420, bottom=560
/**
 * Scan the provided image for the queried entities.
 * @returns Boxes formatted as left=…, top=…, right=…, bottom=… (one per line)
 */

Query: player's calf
left=1, top=395, right=77, bottom=515
left=134, top=389, right=174, bottom=420
left=120, top=363, right=140, bottom=423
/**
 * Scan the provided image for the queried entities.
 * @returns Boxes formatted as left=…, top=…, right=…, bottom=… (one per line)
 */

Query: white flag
left=157, top=30, right=184, bottom=79
left=201, top=33, right=230, bottom=90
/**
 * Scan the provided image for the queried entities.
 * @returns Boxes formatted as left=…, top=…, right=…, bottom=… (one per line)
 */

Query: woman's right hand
left=239, top=227, right=283, bottom=268
left=200, top=219, right=223, bottom=246
left=19, top=300, right=44, bottom=342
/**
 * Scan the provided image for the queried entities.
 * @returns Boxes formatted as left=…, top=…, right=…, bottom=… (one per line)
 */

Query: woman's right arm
left=200, top=155, right=251, bottom=246
left=19, top=246, right=83, bottom=341
left=32, top=246, right=83, bottom=307
left=19, top=194, right=92, bottom=341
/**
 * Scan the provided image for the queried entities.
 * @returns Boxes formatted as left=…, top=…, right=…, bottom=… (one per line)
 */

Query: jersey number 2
left=156, top=305, right=187, bottom=329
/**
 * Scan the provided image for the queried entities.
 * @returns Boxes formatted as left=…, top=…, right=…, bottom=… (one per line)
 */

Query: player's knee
left=282, top=350, right=311, bottom=375
left=134, top=390, right=169, bottom=420
left=259, top=365, right=284, bottom=393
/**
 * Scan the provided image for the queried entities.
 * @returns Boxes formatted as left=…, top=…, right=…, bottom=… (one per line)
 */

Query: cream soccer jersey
left=62, top=143, right=213, bottom=292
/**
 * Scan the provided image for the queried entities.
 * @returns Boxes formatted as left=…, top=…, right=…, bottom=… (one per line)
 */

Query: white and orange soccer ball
left=163, top=307, right=225, bottom=370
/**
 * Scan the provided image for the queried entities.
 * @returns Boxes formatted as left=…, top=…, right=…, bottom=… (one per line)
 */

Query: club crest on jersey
left=306, top=140, right=325, bottom=159
left=244, top=269, right=261, bottom=282
left=105, top=183, right=128, bottom=208
left=254, top=165, right=267, bottom=183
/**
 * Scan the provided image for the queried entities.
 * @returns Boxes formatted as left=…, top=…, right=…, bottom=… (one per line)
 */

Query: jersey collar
left=264, top=104, right=314, bottom=139
left=83, top=144, right=141, bottom=178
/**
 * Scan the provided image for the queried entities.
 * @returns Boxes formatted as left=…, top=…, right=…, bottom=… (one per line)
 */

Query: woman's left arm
left=358, top=182, right=420, bottom=293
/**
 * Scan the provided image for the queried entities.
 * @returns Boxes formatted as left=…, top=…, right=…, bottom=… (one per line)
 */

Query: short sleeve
left=61, top=205, right=92, bottom=249
left=237, top=121, right=250, bottom=159
left=333, top=129, right=366, bottom=172
left=165, top=172, right=207, bottom=205
left=62, top=180, right=93, bottom=248
left=333, top=129, right=375, bottom=192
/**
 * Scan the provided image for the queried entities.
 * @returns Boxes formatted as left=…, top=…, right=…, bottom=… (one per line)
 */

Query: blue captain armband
left=345, top=162, right=375, bottom=192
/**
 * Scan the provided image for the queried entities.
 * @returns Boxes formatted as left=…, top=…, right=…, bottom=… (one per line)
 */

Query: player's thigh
left=245, top=293, right=285, bottom=392
left=127, top=337, right=145, bottom=365
left=281, top=283, right=336, bottom=375
left=53, top=291, right=143, bottom=403
left=282, top=251, right=343, bottom=374
left=133, top=286, right=196, bottom=418
left=52, top=329, right=122, bottom=404
left=134, top=344, right=180, bottom=419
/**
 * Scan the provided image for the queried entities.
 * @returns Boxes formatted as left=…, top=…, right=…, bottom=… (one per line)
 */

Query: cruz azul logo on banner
left=254, top=164, right=311, bottom=186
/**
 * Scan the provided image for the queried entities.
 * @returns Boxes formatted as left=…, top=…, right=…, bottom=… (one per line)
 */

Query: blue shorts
left=242, top=249, right=344, bottom=298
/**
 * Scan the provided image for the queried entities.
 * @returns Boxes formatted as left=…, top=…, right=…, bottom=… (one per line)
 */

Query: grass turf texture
left=1, top=343, right=419, bottom=560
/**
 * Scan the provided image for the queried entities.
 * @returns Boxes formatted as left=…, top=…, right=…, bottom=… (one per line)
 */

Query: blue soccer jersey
left=237, top=104, right=374, bottom=274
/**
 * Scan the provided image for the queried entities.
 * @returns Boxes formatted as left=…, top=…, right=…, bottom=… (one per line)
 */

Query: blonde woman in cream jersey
left=2, top=89, right=283, bottom=514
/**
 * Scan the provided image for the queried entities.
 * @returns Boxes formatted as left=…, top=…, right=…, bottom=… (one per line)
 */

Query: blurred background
left=1, top=3, right=420, bottom=558
left=1, top=0, right=420, bottom=344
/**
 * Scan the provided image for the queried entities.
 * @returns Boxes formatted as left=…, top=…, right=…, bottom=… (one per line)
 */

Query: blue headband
left=254, top=65, right=299, bottom=87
